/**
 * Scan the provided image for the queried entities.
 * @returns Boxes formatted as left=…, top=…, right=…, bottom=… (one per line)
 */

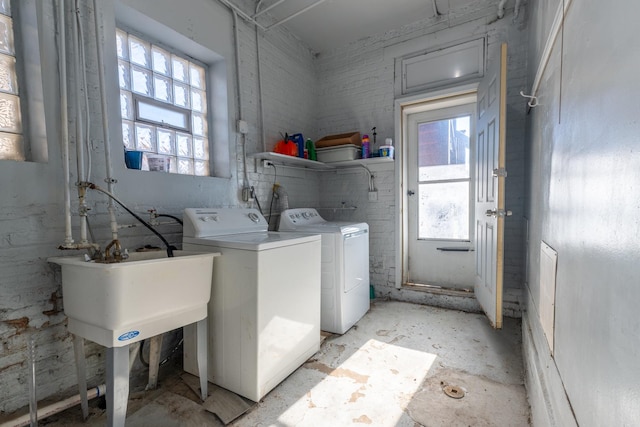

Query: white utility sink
left=49, top=251, right=219, bottom=347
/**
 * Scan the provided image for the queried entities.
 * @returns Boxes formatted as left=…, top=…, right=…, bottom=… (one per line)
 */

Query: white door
left=406, top=97, right=476, bottom=289
left=474, top=43, right=508, bottom=329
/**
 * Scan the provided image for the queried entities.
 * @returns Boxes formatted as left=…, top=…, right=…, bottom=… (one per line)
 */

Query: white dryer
left=182, top=208, right=321, bottom=401
left=279, top=208, right=369, bottom=334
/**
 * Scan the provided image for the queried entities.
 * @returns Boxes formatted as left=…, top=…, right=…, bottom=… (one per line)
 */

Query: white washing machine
left=182, top=208, right=321, bottom=402
left=279, top=208, right=370, bottom=334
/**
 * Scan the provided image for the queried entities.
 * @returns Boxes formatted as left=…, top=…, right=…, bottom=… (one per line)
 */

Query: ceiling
left=251, top=0, right=448, bottom=54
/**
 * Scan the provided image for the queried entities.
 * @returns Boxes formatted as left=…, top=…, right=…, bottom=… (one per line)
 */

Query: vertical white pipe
left=232, top=11, right=251, bottom=192
left=497, top=0, right=508, bottom=19
left=72, top=0, right=88, bottom=243
left=255, top=27, right=266, bottom=152
left=27, top=337, right=37, bottom=426
left=92, top=0, right=118, bottom=241
left=57, top=0, right=73, bottom=245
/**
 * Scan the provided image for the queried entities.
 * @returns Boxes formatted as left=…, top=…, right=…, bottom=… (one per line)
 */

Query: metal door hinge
left=485, top=209, right=512, bottom=218
left=492, top=168, right=508, bottom=178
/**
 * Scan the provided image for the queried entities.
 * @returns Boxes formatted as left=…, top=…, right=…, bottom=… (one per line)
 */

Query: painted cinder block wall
left=313, top=0, right=529, bottom=303
left=523, top=0, right=640, bottom=425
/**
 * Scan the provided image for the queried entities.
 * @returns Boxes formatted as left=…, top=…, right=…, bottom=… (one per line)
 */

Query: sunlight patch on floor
left=275, top=339, right=437, bottom=426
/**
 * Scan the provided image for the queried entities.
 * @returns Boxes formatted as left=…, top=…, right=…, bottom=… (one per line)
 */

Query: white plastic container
left=379, top=145, right=395, bottom=159
left=316, top=144, right=360, bottom=163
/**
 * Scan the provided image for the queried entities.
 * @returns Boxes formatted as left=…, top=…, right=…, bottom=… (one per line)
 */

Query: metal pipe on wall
left=526, top=0, right=573, bottom=108
left=252, top=0, right=286, bottom=18
left=71, top=0, right=88, bottom=244
left=497, top=0, right=508, bottom=19
left=57, top=0, right=73, bottom=245
left=265, top=0, right=327, bottom=30
left=92, top=0, right=119, bottom=242
left=0, top=385, right=107, bottom=427
left=217, top=0, right=266, bottom=30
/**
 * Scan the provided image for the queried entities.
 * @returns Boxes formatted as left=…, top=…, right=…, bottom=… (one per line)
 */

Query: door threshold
left=403, top=283, right=475, bottom=298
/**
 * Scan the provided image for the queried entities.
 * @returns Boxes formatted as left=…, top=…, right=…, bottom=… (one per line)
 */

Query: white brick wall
left=0, top=0, right=320, bottom=414
left=0, top=0, right=531, bottom=415
left=234, top=6, right=322, bottom=214
left=314, top=2, right=529, bottom=296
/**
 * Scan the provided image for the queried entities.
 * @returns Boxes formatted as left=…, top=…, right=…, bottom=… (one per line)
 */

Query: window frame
left=133, top=94, right=192, bottom=133
left=116, top=24, right=212, bottom=176
left=112, top=0, right=231, bottom=179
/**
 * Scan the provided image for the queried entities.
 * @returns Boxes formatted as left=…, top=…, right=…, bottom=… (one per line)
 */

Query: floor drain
left=443, top=384, right=465, bottom=399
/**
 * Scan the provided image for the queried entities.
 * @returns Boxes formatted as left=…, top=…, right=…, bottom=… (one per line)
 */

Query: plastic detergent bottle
left=291, top=133, right=305, bottom=158
left=361, top=134, right=370, bottom=159
left=305, top=138, right=317, bottom=161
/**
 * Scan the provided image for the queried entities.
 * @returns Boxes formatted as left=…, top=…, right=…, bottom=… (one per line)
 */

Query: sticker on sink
left=118, top=330, right=140, bottom=341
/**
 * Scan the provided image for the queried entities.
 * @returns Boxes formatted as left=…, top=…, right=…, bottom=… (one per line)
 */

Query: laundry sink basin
left=49, top=251, right=219, bottom=347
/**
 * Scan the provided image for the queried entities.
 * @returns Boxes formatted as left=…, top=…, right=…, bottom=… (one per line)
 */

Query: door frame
left=393, top=83, right=479, bottom=289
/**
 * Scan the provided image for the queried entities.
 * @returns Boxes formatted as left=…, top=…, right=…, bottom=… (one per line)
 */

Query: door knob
left=407, top=190, right=415, bottom=196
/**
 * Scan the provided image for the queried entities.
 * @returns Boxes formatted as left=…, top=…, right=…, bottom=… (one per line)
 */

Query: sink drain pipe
left=0, top=385, right=107, bottom=427
left=2, top=342, right=140, bottom=427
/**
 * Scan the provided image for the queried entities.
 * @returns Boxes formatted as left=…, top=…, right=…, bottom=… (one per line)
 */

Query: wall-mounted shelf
left=330, top=157, right=394, bottom=168
left=249, top=152, right=393, bottom=170
left=249, top=152, right=333, bottom=169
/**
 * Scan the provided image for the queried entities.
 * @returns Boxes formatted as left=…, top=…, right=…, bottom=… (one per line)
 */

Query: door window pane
left=417, top=114, right=471, bottom=240
left=418, top=181, right=469, bottom=240
left=418, top=116, right=470, bottom=180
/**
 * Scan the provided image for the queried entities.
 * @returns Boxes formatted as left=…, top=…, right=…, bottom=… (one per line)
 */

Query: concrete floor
left=38, top=300, right=531, bottom=426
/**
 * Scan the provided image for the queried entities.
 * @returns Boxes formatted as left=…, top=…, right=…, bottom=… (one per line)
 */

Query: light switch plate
left=368, top=191, right=378, bottom=201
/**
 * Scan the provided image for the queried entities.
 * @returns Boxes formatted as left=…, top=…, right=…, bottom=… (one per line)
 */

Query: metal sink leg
left=106, top=346, right=129, bottom=427
left=196, top=318, right=208, bottom=400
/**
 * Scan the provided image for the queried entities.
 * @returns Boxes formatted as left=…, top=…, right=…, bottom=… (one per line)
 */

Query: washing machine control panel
left=279, top=208, right=325, bottom=230
left=184, top=208, right=268, bottom=237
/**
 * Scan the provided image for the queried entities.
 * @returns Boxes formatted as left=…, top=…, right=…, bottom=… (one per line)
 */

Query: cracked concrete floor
left=39, top=300, right=530, bottom=426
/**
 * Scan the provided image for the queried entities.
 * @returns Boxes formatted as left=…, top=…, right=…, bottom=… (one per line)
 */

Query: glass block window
left=116, top=28, right=209, bottom=175
left=0, top=2, right=24, bottom=161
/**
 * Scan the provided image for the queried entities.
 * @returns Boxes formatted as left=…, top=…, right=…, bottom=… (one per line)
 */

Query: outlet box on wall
left=368, top=191, right=378, bottom=201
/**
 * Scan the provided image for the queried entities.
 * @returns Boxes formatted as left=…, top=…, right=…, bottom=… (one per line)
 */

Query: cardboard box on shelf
left=315, top=132, right=361, bottom=148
